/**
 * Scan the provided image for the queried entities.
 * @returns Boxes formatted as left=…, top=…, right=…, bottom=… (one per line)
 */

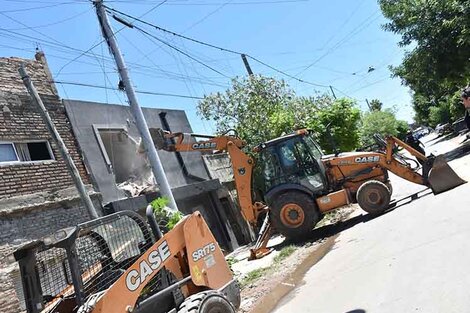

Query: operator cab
left=255, top=130, right=328, bottom=198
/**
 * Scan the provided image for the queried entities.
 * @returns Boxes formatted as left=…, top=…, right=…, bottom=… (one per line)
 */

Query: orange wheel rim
left=280, top=203, right=305, bottom=228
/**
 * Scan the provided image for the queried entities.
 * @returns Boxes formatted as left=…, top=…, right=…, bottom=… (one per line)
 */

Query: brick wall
left=0, top=56, right=98, bottom=313
left=0, top=195, right=102, bottom=313
left=0, top=58, right=89, bottom=198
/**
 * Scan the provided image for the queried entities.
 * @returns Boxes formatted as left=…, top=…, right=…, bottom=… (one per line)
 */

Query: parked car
left=435, top=123, right=452, bottom=135
left=412, top=126, right=430, bottom=139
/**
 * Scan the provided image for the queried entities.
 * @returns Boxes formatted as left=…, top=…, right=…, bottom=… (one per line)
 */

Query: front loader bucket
left=428, top=155, right=466, bottom=194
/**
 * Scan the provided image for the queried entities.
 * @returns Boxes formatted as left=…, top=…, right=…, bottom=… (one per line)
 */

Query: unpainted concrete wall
left=63, top=100, right=209, bottom=204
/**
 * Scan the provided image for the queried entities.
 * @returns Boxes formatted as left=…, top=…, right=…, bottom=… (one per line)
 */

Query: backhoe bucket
left=428, top=155, right=466, bottom=194
left=150, top=128, right=168, bottom=150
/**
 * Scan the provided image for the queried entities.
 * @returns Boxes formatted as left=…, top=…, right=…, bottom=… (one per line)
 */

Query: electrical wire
left=296, top=11, right=381, bottom=76
left=104, top=0, right=310, bottom=5
left=53, top=80, right=204, bottom=99
left=2, top=8, right=92, bottom=31
left=56, top=0, right=169, bottom=76
left=0, top=2, right=83, bottom=13
left=182, top=0, right=233, bottom=33
left=105, top=7, right=240, bottom=55
left=105, top=6, right=330, bottom=87
left=124, top=23, right=231, bottom=78
left=247, top=56, right=329, bottom=87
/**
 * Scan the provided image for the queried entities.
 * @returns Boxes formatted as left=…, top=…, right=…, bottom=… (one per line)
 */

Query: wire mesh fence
left=24, top=212, right=155, bottom=310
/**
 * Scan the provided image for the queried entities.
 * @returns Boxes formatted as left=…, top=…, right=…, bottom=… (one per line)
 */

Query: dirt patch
left=237, top=206, right=355, bottom=313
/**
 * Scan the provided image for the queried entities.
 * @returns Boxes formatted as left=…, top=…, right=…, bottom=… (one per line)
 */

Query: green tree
left=197, top=75, right=295, bottom=149
left=151, top=197, right=183, bottom=233
left=369, top=99, right=383, bottom=111
left=197, top=75, right=361, bottom=153
left=429, top=102, right=452, bottom=128
left=306, top=98, right=361, bottom=153
left=396, top=120, right=410, bottom=140
left=379, top=0, right=470, bottom=123
left=360, top=109, right=406, bottom=146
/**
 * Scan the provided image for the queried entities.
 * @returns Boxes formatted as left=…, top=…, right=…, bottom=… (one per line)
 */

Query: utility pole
left=94, top=0, right=178, bottom=211
left=19, top=65, right=99, bottom=219
left=365, top=98, right=372, bottom=111
left=241, top=54, right=254, bottom=76
left=329, top=85, right=337, bottom=99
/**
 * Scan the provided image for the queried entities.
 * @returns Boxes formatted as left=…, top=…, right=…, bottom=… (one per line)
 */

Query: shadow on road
left=345, top=310, right=366, bottom=313
left=273, top=189, right=434, bottom=251
left=427, top=132, right=459, bottom=145
left=444, top=140, right=470, bottom=162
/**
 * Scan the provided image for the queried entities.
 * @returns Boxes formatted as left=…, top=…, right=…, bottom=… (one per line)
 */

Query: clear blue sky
left=0, top=0, right=414, bottom=134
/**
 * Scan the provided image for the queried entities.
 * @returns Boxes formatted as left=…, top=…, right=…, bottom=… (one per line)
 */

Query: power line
left=247, top=55, right=329, bottom=87
left=1, top=8, right=92, bottom=31
left=296, top=11, right=381, bottom=76
left=55, top=39, right=106, bottom=76
left=0, top=40, right=228, bottom=87
left=317, top=0, right=366, bottom=55
left=53, top=80, right=204, bottom=99
left=119, top=31, right=229, bottom=88
left=182, top=0, right=233, bottom=33
left=105, top=6, right=240, bottom=54
left=0, top=2, right=83, bottom=13
left=57, top=0, right=169, bottom=76
left=0, top=12, right=115, bottom=78
left=106, top=6, right=330, bottom=87
left=113, top=18, right=232, bottom=78
left=100, top=0, right=309, bottom=5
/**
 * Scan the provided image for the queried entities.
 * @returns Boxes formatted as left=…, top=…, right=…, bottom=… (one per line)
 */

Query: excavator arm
left=153, top=129, right=272, bottom=259
left=382, top=135, right=466, bottom=194
left=152, top=129, right=265, bottom=224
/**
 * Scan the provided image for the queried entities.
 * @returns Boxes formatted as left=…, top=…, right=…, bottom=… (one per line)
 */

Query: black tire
left=357, top=180, right=391, bottom=215
left=178, top=291, right=235, bottom=313
left=385, top=181, right=393, bottom=196
left=270, top=191, right=320, bottom=238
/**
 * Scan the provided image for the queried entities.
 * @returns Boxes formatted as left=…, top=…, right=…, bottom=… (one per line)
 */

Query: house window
left=16, top=142, right=54, bottom=161
left=0, top=141, right=54, bottom=164
left=0, top=143, right=19, bottom=163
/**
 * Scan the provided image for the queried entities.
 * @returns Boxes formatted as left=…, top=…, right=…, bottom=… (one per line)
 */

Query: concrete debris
left=115, top=137, right=158, bottom=198
left=117, top=172, right=157, bottom=198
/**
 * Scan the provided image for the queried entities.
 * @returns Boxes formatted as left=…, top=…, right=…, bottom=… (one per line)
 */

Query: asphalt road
left=272, top=134, right=470, bottom=313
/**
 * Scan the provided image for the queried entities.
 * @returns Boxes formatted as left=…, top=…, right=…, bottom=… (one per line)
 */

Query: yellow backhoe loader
left=153, top=129, right=466, bottom=259
left=14, top=209, right=240, bottom=313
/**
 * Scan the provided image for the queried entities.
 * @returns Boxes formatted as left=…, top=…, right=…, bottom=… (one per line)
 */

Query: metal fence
left=18, top=211, right=155, bottom=312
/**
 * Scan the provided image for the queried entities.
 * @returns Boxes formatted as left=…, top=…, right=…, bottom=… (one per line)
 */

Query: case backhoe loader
left=14, top=209, right=240, bottom=313
left=153, top=129, right=466, bottom=259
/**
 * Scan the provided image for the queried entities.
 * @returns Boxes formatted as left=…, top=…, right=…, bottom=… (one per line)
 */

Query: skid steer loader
left=152, top=128, right=466, bottom=259
left=14, top=209, right=240, bottom=313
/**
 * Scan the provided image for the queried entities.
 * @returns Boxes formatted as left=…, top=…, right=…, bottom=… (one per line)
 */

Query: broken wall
left=63, top=99, right=210, bottom=203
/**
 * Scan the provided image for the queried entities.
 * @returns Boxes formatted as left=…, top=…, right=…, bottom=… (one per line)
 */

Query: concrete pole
left=329, top=85, right=337, bottom=99
left=18, top=65, right=99, bottom=219
left=94, top=0, right=178, bottom=211
left=241, top=54, right=254, bottom=76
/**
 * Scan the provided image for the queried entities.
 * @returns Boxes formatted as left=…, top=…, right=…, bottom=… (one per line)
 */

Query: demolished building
left=63, top=99, right=252, bottom=251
